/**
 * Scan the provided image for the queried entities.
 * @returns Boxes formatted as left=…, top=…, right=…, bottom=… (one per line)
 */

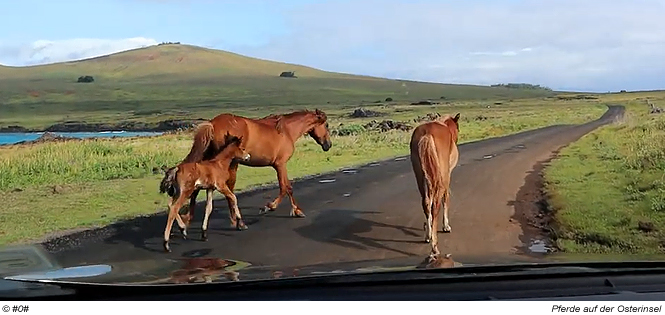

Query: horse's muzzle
left=321, top=141, right=332, bottom=152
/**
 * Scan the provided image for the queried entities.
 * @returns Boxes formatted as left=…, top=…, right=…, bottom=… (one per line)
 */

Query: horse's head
left=225, top=133, right=251, bottom=162
left=447, top=113, right=461, bottom=143
left=307, top=109, right=332, bottom=152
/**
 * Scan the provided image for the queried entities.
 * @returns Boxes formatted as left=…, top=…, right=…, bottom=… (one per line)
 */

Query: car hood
left=3, top=245, right=665, bottom=288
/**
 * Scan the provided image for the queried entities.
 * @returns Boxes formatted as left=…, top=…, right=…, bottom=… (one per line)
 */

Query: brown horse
left=160, top=133, right=251, bottom=253
left=409, top=113, right=460, bottom=257
left=165, top=109, right=332, bottom=225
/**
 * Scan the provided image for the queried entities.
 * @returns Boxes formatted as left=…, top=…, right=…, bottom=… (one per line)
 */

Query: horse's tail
left=417, top=134, right=447, bottom=211
left=182, top=121, right=215, bottom=163
left=159, top=166, right=180, bottom=199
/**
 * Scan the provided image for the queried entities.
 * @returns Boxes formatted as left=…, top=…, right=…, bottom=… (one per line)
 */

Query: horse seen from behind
left=165, top=109, right=332, bottom=226
left=409, top=113, right=460, bottom=258
left=160, top=133, right=251, bottom=253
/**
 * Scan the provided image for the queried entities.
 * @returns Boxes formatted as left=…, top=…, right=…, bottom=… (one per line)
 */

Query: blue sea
left=0, top=131, right=164, bottom=146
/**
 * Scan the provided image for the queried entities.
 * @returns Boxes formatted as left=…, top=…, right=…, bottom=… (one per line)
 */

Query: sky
left=1, top=0, right=665, bottom=92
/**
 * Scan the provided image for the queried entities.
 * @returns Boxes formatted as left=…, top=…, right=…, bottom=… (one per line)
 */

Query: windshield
left=0, top=0, right=663, bottom=290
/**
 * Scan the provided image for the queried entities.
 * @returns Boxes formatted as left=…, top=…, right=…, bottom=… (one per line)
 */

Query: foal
left=161, top=134, right=251, bottom=253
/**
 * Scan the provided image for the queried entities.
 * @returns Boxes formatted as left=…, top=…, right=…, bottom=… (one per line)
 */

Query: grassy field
left=544, top=91, right=665, bottom=254
left=0, top=98, right=607, bottom=245
left=0, top=44, right=557, bottom=130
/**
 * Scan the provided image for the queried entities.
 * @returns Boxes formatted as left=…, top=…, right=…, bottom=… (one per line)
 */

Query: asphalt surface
left=42, top=105, right=624, bottom=268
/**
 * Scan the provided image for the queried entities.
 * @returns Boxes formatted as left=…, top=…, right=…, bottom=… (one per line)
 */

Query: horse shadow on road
left=293, top=209, right=424, bottom=257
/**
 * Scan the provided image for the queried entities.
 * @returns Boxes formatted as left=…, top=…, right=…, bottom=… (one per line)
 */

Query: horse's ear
left=453, top=113, right=460, bottom=122
left=315, top=108, right=327, bottom=121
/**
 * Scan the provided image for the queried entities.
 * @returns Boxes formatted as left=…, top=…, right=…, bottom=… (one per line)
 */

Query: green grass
left=0, top=44, right=557, bottom=130
left=544, top=91, right=665, bottom=254
left=0, top=99, right=607, bottom=245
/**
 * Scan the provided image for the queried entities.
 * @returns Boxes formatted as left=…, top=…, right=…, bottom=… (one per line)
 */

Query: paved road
left=42, top=105, right=624, bottom=268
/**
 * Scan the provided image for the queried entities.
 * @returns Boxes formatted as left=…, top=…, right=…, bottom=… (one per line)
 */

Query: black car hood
left=3, top=244, right=665, bottom=288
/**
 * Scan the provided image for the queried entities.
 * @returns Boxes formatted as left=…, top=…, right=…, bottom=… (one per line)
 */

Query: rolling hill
left=0, top=43, right=558, bottom=130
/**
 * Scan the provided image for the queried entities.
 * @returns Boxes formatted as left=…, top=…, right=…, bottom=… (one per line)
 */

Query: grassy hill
left=0, top=43, right=558, bottom=130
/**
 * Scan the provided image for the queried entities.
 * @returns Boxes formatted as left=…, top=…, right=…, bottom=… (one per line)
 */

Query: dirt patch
left=509, top=155, right=559, bottom=256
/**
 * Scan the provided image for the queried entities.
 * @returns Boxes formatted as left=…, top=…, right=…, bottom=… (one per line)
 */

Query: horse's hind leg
left=430, top=198, right=442, bottom=257
left=442, top=189, right=451, bottom=233
left=201, top=189, right=214, bottom=241
left=219, top=185, right=248, bottom=231
left=422, top=197, right=432, bottom=244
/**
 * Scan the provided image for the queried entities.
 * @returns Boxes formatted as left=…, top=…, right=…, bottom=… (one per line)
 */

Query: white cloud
left=0, top=37, right=158, bottom=66
left=231, top=0, right=665, bottom=92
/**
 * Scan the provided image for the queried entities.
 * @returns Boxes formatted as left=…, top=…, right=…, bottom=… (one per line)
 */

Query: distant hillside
left=0, top=44, right=372, bottom=80
left=0, top=43, right=559, bottom=130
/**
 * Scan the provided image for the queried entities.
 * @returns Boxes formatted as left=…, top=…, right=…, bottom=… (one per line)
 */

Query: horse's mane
left=258, top=109, right=326, bottom=134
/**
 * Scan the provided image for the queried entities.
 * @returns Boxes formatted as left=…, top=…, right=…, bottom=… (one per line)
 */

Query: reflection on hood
left=168, top=258, right=243, bottom=284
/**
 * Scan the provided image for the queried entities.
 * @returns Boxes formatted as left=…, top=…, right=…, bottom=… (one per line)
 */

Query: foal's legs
left=218, top=185, right=247, bottom=230
left=260, top=163, right=305, bottom=218
left=163, top=195, right=190, bottom=253
left=201, top=188, right=215, bottom=241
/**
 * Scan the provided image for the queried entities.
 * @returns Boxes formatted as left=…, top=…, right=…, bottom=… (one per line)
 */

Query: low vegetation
left=544, top=91, right=665, bottom=254
left=0, top=99, right=606, bottom=245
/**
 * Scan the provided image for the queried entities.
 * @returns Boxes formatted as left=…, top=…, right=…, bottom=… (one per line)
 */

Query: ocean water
left=0, top=131, right=164, bottom=146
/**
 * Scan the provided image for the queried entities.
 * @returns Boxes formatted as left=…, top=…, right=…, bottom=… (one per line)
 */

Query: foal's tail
left=417, top=134, right=446, bottom=211
left=159, top=166, right=180, bottom=199
left=182, top=121, right=215, bottom=164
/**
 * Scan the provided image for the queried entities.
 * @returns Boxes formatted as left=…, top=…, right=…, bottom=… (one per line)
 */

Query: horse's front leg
left=164, top=195, right=190, bottom=253
left=260, top=164, right=285, bottom=215
left=265, top=163, right=305, bottom=218
left=219, top=185, right=248, bottom=230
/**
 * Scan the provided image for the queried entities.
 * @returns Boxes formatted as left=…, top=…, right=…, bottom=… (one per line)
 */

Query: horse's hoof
left=425, top=239, right=431, bottom=244
left=291, top=210, right=306, bottom=218
left=443, top=225, right=451, bottom=233
left=236, top=223, right=248, bottom=231
left=259, top=206, right=273, bottom=215
left=163, top=240, right=171, bottom=253
left=201, top=230, right=208, bottom=241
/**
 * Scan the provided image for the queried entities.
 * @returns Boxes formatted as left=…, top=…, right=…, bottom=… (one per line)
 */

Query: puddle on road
left=515, top=144, right=526, bottom=149
left=528, top=238, right=553, bottom=254
left=394, top=157, right=407, bottom=161
left=319, top=179, right=336, bottom=183
left=343, top=193, right=351, bottom=197
left=483, top=155, right=494, bottom=159
left=342, top=169, right=357, bottom=174
left=369, top=163, right=381, bottom=167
